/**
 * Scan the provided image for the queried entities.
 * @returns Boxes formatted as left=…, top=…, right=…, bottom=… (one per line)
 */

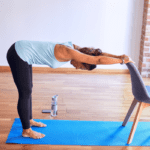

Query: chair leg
left=127, top=102, right=145, bottom=144
left=122, top=98, right=138, bottom=126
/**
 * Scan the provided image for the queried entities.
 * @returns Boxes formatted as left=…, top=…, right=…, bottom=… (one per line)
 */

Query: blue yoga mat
left=5, top=118, right=150, bottom=146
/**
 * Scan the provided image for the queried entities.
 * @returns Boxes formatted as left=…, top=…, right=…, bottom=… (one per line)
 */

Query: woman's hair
left=72, top=47, right=103, bottom=71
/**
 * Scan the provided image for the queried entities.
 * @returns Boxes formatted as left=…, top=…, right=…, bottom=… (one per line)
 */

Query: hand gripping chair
left=122, top=62, right=150, bottom=144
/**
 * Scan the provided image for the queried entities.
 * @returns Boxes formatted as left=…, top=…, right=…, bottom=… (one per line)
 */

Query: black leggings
left=6, top=43, right=33, bottom=129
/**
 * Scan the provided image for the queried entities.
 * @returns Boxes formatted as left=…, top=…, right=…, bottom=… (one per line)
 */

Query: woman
left=6, top=40, right=134, bottom=139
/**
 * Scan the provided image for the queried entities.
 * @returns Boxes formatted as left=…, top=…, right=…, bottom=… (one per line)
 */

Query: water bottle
left=51, top=95, right=58, bottom=117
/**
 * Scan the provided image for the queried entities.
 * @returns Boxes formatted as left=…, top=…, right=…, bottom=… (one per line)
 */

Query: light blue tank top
left=15, top=40, right=74, bottom=68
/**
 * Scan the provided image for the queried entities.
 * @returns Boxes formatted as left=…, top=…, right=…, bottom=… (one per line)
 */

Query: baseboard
left=0, top=66, right=129, bottom=74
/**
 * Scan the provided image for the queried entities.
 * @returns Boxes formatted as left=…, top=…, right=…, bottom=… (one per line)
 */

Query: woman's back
left=15, top=40, right=74, bottom=68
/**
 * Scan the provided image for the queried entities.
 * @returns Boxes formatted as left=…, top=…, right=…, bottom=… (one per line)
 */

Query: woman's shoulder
left=54, top=44, right=72, bottom=62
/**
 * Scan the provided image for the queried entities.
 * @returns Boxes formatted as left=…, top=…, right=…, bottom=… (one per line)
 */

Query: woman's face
left=71, top=60, right=87, bottom=70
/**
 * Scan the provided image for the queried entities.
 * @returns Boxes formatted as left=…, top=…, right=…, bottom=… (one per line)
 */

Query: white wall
left=0, top=0, right=144, bottom=69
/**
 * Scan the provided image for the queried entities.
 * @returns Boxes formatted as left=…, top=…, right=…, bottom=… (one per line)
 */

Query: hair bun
left=78, top=47, right=102, bottom=56
left=76, top=47, right=102, bottom=71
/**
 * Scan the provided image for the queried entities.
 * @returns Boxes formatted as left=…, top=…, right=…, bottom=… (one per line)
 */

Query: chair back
left=126, top=62, right=150, bottom=102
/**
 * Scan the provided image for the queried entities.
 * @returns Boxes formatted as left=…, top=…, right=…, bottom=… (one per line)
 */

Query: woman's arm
left=66, top=46, right=99, bottom=65
left=69, top=47, right=123, bottom=65
left=71, top=44, right=124, bottom=64
left=101, top=52, right=121, bottom=59
left=73, top=44, right=121, bottom=59
left=55, top=44, right=99, bottom=64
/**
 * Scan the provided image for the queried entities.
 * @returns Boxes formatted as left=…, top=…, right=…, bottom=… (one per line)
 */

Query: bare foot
left=30, top=119, right=47, bottom=127
left=22, top=128, right=45, bottom=139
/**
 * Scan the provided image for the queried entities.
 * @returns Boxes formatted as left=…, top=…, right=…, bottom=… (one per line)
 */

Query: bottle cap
left=52, top=95, right=58, bottom=101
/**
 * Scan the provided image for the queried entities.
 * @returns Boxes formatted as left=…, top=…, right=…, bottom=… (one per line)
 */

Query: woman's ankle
left=23, top=127, right=32, bottom=133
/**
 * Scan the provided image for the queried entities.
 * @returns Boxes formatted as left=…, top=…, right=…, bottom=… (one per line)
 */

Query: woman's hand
left=120, top=54, right=135, bottom=64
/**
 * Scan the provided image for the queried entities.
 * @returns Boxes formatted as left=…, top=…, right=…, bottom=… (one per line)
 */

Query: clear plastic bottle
left=51, top=95, right=58, bottom=117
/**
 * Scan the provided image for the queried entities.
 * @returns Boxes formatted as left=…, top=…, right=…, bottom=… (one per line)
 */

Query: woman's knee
left=19, top=87, right=32, bottom=97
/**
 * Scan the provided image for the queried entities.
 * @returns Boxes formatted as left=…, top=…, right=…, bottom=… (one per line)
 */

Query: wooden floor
left=1, top=71, right=150, bottom=150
